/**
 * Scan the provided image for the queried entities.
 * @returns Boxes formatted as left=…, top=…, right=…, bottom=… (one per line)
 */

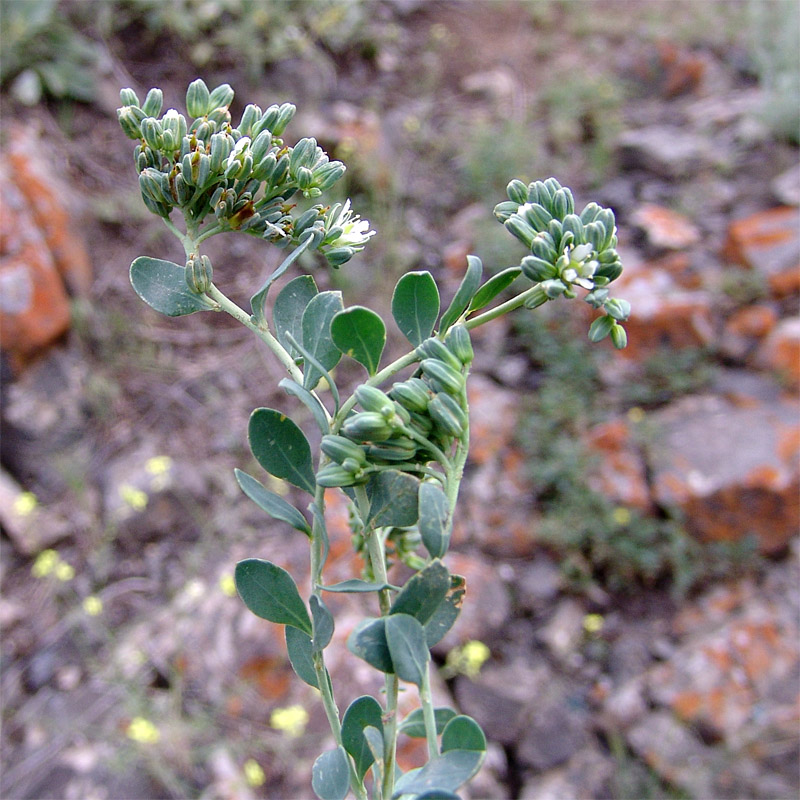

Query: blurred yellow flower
left=583, top=613, right=605, bottom=634
left=120, top=484, right=148, bottom=511
left=32, top=549, right=59, bottom=578
left=270, top=704, right=309, bottom=738
left=243, top=758, right=266, bottom=787
left=219, top=574, right=237, bottom=597
left=126, top=717, right=160, bottom=744
left=13, top=491, right=38, bottom=516
left=445, top=640, right=491, bottom=679
left=627, top=406, right=645, bottom=424
left=145, top=455, right=172, bottom=476
left=612, top=506, right=631, bottom=526
left=83, top=596, right=103, bottom=616
left=54, top=561, right=75, bottom=582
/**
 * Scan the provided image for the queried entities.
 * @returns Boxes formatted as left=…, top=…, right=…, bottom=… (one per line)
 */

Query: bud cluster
left=495, top=178, right=630, bottom=348
left=117, top=79, right=373, bottom=267
left=316, top=326, right=473, bottom=488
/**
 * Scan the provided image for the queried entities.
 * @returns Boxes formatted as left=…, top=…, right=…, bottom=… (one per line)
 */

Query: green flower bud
left=185, top=254, right=213, bottom=293
left=588, top=314, right=616, bottom=343
left=541, top=279, right=567, bottom=298
left=389, top=379, right=431, bottom=414
left=141, top=88, right=163, bottom=117
left=342, top=412, right=394, bottom=442
left=420, top=359, right=465, bottom=396
left=444, top=324, right=474, bottom=365
left=296, top=166, right=314, bottom=190
left=314, top=162, right=346, bottom=192
left=428, top=393, right=467, bottom=437
left=407, top=408, right=434, bottom=435
left=584, top=221, right=607, bottom=251
left=604, top=297, right=631, bottom=321
left=325, top=246, right=356, bottom=267
left=547, top=218, right=564, bottom=249
left=207, top=107, right=231, bottom=127
left=523, top=286, right=549, bottom=309
left=506, top=179, right=528, bottom=205
left=141, top=118, right=163, bottom=150
left=273, top=103, right=296, bottom=136
left=209, top=132, right=233, bottom=173
left=530, top=232, right=557, bottom=261
left=251, top=130, right=272, bottom=163
left=580, top=202, right=602, bottom=224
left=239, top=104, right=261, bottom=135
left=584, top=288, right=609, bottom=309
left=316, top=464, right=360, bottom=488
left=196, top=154, right=211, bottom=189
left=117, top=105, right=146, bottom=139
left=528, top=180, right=553, bottom=208
left=610, top=323, right=628, bottom=349
left=290, top=138, right=316, bottom=173
left=417, top=337, right=463, bottom=371
left=493, top=200, right=519, bottom=222
left=119, top=87, right=140, bottom=107
left=208, top=83, right=234, bottom=111
left=186, top=79, right=210, bottom=118
left=355, top=385, right=395, bottom=416
left=139, top=168, right=168, bottom=204
left=504, top=215, right=537, bottom=249
left=521, top=255, right=557, bottom=283
left=561, top=213, right=584, bottom=241
left=521, top=202, right=552, bottom=231
left=320, top=434, right=367, bottom=466
left=366, top=438, right=418, bottom=462
left=174, top=174, right=192, bottom=205
left=551, top=187, right=574, bottom=220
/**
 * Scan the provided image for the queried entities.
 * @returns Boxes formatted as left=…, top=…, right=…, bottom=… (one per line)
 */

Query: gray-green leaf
left=331, top=306, right=386, bottom=375
left=302, top=291, right=344, bottom=389
left=342, top=695, right=384, bottom=781
left=418, top=482, right=451, bottom=559
left=312, top=746, right=350, bottom=800
left=248, top=408, right=316, bottom=494
left=392, top=271, right=440, bottom=346
left=234, top=469, right=311, bottom=536
left=385, top=613, right=429, bottom=687
left=439, top=255, right=482, bottom=334
left=285, top=626, right=318, bottom=688
left=273, top=275, right=318, bottom=359
left=366, top=470, right=420, bottom=528
left=130, top=256, right=215, bottom=316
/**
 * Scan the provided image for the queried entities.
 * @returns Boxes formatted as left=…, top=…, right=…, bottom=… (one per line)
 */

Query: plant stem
left=464, top=282, right=543, bottom=330
left=203, top=283, right=305, bottom=383
left=420, top=663, right=439, bottom=760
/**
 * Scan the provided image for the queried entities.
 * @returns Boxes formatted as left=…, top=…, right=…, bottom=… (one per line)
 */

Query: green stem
left=382, top=673, right=399, bottom=800
left=464, top=282, right=543, bottom=331
left=420, top=663, right=439, bottom=760
left=203, top=283, right=305, bottom=384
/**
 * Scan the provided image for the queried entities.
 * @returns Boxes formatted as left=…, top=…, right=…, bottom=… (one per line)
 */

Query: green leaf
left=273, top=275, right=318, bottom=359
left=418, top=482, right=451, bottom=559
left=468, top=266, right=522, bottom=313
left=310, top=594, right=334, bottom=652
left=286, top=333, right=341, bottom=413
left=365, top=470, right=420, bottom=528
left=385, top=613, right=429, bottom=687
left=279, top=377, right=330, bottom=434
left=398, top=707, right=458, bottom=739
left=347, top=617, right=394, bottom=674
left=363, top=726, right=385, bottom=778
left=441, top=716, right=486, bottom=753
left=320, top=580, right=396, bottom=593
left=234, top=469, right=311, bottom=536
left=391, top=751, right=483, bottom=798
left=285, top=625, right=318, bottom=688
left=331, top=306, right=386, bottom=376
left=415, top=791, right=462, bottom=800
left=248, top=408, right=316, bottom=494
left=130, top=256, right=215, bottom=316
left=312, top=746, right=350, bottom=800
left=342, top=696, right=384, bottom=781
left=439, top=255, right=483, bottom=334
left=302, top=290, right=344, bottom=389
left=425, top=574, right=465, bottom=648
left=234, top=558, right=312, bottom=634
left=390, top=560, right=450, bottom=625
left=392, top=271, right=440, bottom=346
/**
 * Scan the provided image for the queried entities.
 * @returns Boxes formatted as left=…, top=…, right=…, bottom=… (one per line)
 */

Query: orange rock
left=0, top=168, right=72, bottom=372
left=758, top=317, right=800, bottom=388
left=726, top=304, right=778, bottom=338
left=631, top=204, right=701, bottom=250
left=723, top=207, right=800, bottom=296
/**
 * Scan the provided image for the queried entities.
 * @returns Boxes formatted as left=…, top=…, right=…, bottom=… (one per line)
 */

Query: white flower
left=325, top=199, right=375, bottom=251
left=560, top=242, right=598, bottom=290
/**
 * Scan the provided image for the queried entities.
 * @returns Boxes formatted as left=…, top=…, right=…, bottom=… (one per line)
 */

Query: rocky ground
left=1, top=2, right=798, bottom=798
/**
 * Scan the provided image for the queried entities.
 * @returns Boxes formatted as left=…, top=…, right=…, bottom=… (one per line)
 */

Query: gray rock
left=537, top=598, right=586, bottom=664
left=771, top=162, right=800, bottom=206
left=617, top=126, right=709, bottom=179
left=520, top=744, right=614, bottom=800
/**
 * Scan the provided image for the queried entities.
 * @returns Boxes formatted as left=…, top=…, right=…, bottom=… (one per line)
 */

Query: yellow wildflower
left=270, top=704, right=309, bottom=738
left=13, top=491, right=38, bottom=516
left=219, top=574, right=237, bottom=597
left=126, top=717, right=160, bottom=744
left=244, top=758, right=266, bottom=787
left=31, top=549, right=59, bottom=578
left=54, top=561, right=75, bottom=582
left=583, top=613, right=605, bottom=634
left=83, top=596, right=103, bottom=616
left=119, top=484, right=148, bottom=511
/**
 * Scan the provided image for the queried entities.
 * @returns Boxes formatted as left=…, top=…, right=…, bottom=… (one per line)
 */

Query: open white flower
left=325, top=199, right=376, bottom=252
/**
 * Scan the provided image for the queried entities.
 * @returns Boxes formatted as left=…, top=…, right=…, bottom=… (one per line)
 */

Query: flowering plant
left=118, top=78, right=629, bottom=800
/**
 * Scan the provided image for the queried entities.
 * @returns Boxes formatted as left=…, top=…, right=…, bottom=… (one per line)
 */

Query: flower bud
left=604, top=297, right=631, bottom=321
left=390, top=379, right=431, bottom=414
left=580, top=202, right=602, bottom=224
left=239, top=104, right=261, bottom=135
left=551, top=187, right=574, bottom=220
left=521, top=202, right=552, bottom=231
left=174, top=174, right=193, bottom=205
left=523, top=286, right=549, bottom=309
left=141, top=117, right=163, bottom=150
left=417, top=338, right=463, bottom=371
left=325, top=246, right=356, bottom=268
left=610, top=323, right=628, bottom=349
left=119, top=87, right=139, bottom=107
left=541, top=279, right=567, bottom=298
left=444, top=324, right=474, bottom=365
left=521, top=255, right=557, bottom=283
left=588, top=314, right=615, bottom=343
left=316, top=464, right=360, bottom=488
left=208, top=82, right=234, bottom=111
left=296, top=166, right=314, bottom=190
left=420, top=359, right=465, bottom=396
left=561, top=213, right=584, bottom=241
left=584, top=288, right=609, bottom=309
left=354, top=385, right=395, bottom=416
left=141, top=88, right=163, bottom=117
left=367, top=438, right=418, bottom=462
left=251, top=130, right=272, bottom=163
left=320, top=434, right=367, bottom=466
left=506, top=179, right=528, bottom=205
left=117, top=105, right=146, bottom=139
left=273, top=103, right=296, bottom=136
left=342, top=412, right=394, bottom=442
left=504, top=215, right=536, bottom=249
left=314, top=162, right=345, bottom=192
left=185, top=254, right=213, bottom=293
left=428, top=393, right=467, bottom=438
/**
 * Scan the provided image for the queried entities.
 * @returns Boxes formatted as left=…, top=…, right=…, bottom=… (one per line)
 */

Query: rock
left=512, top=555, right=563, bottom=613
left=647, top=391, right=799, bottom=553
left=771, top=162, right=800, bottom=206
left=617, top=126, right=709, bottom=179
left=519, top=743, right=614, bottom=800
left=758, top=316, right=800, bottom=388
left=721, top=303, right=779, bottom=361
left=610, top=265, right=714, bottom=359
left=585, top=419, right=652, bottom=512
left=630, top=204, right=701, bottom=250
left=627, top=711, right=718, bottom=798
left=723, top=207, right=800, bottom=296
left=538, top=598, right=586, bottom=664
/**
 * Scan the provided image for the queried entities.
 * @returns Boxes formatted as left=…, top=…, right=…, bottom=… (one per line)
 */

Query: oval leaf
left=301, top=290, right=344, bottom=389
left=385, top=613, right=429, bottom=687
left=366, top=470, right=420, bottom=528
left=392, top=750, right=483, bottom=798
left=399, top=707, right=458, bottom=739
left=392, top=271, right=440, bottom=346
left=425, top=574, right=465, bottom=648
left=331, top=306, right=386, bottom=375
left=279, top=377, right=330, bottom=435
left=310, top=594, right=334, bottom=652
left=234, top=558, right=312, bottom=634
left=468, top=266, right=522, bottom=313
left=441, top=716, right=486, bottom=753
left=390, top=560, right=450, bottom=625
left=342, top=696, right=384, bottom=781
left=439, top=255, right=483, bottom=334
left=234, top=469, right=311, bottom=536
left=285, top=625, right=319, bottom=688
left=130, top=256, right=215, bottom=316
left=273, top=274, right=318, bottom=358
left=418, top=482, right=451, bottom=559
left=312, top=746, right=350, bottom=800
left=347, top=617, right=394, bottom=674
left=248, top=408, right=315, bottom=494
left=415, top=791, right=462, bottom=800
